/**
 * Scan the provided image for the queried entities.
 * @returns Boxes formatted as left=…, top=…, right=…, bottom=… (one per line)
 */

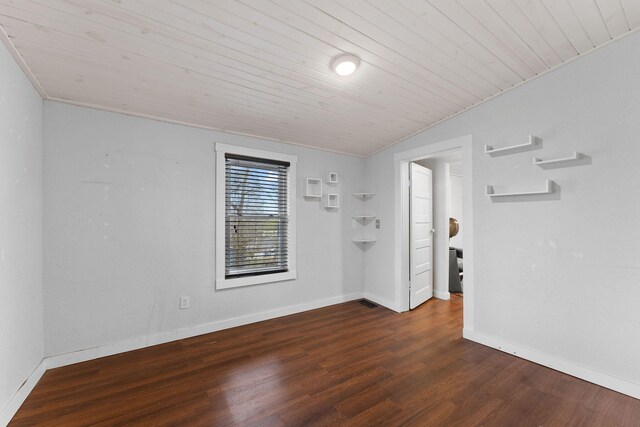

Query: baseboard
left=363, top=292, right=401, bottom=312
left=46, top=292, right=364, bottom=369
left=0, top=360, right=46, bottom=427
left=463, top=328, right=640, bottom=400
left=434, top=290, right=451, bottom=300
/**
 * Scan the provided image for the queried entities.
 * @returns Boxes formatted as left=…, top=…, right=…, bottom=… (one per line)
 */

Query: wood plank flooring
left=11, top=296, right=640, bottom=426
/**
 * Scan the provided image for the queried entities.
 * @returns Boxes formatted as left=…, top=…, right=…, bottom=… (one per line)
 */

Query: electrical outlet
left=180, top=296, right=190, bottom=309
left=376, top=219, right=380, bottom=229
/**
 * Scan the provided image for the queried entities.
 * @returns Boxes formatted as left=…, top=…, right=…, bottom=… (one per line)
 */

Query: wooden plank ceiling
left=1, top=0, right=638, bottom=156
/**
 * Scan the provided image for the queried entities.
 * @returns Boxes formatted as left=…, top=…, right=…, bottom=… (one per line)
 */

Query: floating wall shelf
left=485, top=135, right=541, bottom=157
left=305, top=178, right=322, bottom=198
left=486, top=179, right=554, bottom=198
left=353, top=192, right=376, bottom=199
left=325, top=194, right=340, bottom=209
left=326, top=172, right=339, bottom=184
left=352, top=215, right=376, bottom=221
left=353, top=193, right=375, bottom=247
left=533, top=152, right=583, bottom=168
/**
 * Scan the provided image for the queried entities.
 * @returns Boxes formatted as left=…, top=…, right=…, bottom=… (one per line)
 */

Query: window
left=225, top=154, right=289, bottom=278
left=215, top=144, right=297, bottom=289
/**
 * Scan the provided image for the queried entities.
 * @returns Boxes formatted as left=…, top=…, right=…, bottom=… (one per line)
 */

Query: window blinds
left=225, top=154, right=289, bottom=279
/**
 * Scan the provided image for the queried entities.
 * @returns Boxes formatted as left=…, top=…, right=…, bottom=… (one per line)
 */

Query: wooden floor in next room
left=11, top=296, right=640, bottom=426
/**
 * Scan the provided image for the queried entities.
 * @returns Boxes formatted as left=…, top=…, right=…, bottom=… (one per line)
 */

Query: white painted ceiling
left=1, top=1, right=639, bottom=157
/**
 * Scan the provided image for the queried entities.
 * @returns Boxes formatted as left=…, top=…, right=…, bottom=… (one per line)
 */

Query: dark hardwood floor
left=11, top=296, right=640, bottom=426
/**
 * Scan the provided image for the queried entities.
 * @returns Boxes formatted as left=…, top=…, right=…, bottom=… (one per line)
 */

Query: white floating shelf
left=305, top=178, right=322, bottom=198
left=485, top=135, right=541, bottom=156
left=352, top=239, right=376, bottom=243
left=326, top=172, right=339, bottom=184
left=486, top=180, right=554, bottom=198
left=533, top=152, right=583, bottom=168
left=353, top=192, right=376, bottom=199
left=325, top=193, right=339, bottom=209
left=352, top=215, right=376, bottom=220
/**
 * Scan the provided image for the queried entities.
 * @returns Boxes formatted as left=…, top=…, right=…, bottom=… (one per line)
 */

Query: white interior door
left=409, top=163, right=433, bottom=309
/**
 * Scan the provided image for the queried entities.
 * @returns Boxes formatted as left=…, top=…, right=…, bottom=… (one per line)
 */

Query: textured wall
left=44, top=102, right=365, bottom=356
left=0, top=41, right=43, bottom=414
left=365, top=31, right=640, bottom=385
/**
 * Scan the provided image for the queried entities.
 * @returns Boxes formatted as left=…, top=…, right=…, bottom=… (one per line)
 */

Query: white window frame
left=215, top=143, right=297, bottom=289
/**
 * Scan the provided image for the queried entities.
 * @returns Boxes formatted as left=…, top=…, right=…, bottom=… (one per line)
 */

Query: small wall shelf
left=486, top=179, right=554, bottom=198
left=533, top=152, right=583, bottom=168
left=353, top=192, right=375, bottom=199
left=326, top=172, right=339, bottom=184
left=325, top=194, right=339, bottom=209
left=305, top=178, right=322, bottom=198
left=485, top=135, right=541, bottom=157
left=353, top=193, right=375, bottom=246
left=352, top=215, right=376, bottom=221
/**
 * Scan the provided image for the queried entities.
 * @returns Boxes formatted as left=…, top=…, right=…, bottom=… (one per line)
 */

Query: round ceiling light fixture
left=331, top=53, right=360, bottom=76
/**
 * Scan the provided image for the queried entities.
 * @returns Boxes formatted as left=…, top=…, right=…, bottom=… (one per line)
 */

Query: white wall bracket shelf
left=485, top=135, right=541, bottom=156
left=352, top=239, right=376, bottom=244
left=352, top=215, right=376, bottom=221
left=305, top=178, right=322, bottom=198
left=533, top=152, right=583, bottom=168
left=486, top=180, right=554, bottom=198
left=353, top=193, right=375, bottom=199
left=326, top=172, right=339, bottom=184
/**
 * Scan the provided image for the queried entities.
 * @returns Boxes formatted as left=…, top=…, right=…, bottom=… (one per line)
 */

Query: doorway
left=393, top=135, right=474, bottom=330
left=410, top=150, right=464, bottom=308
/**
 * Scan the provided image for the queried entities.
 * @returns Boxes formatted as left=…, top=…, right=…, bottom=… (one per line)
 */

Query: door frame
left=393, top=134, right=475, bottom=330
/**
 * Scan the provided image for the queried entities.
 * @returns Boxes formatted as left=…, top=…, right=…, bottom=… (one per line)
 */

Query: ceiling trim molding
left=0, top=24, right=47, bottom=98
left=366, top=25, right=640, bottom=159
left=45, top=96, right=365, bottom=158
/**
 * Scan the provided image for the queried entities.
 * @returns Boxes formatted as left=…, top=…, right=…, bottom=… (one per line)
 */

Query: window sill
left=216, top=270, right=297, bottom=290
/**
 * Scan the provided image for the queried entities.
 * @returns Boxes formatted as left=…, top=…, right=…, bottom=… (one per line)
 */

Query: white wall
left=365, top=32, right=640, bottom=387
left=43, top=102, right=365, bottom=357
left=0, top=42, right=43, bottom=414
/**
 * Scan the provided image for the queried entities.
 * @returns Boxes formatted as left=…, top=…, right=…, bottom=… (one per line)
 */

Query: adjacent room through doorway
left=409, top=149, right=464, bottom=311
left=394, top=134, right=474, bottom=330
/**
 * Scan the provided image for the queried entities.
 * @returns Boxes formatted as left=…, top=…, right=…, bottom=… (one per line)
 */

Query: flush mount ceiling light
left=331, top=53, right=360, bottom=76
